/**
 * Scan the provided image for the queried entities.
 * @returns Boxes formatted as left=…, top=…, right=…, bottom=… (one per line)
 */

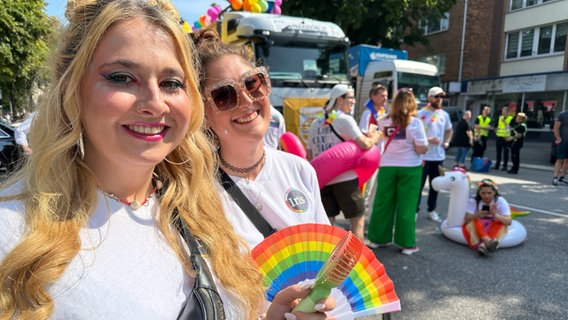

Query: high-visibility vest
left=496, top=115, right=512, bottom=137
left=512, top=123, right=527, bottom=140
left=476, top=116, right=491, bottom=137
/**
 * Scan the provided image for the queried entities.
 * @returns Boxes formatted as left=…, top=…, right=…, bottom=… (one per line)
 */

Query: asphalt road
left=336, top=161, right=567, bottom=320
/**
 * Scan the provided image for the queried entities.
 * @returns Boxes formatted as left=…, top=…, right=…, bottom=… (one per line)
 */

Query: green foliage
left=282, top=0, right=458, bottom=48
left=0, top=0, right=55, bottom=116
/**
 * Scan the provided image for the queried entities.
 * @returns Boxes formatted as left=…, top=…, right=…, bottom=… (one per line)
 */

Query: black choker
left=219, top=150, right=265, bottom=174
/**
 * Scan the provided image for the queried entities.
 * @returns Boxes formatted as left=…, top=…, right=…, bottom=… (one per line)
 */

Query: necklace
left=99, top=178, right=163, bottom=210
left=219, top=149, right=266, bottom=174
left=240, top=178, right=264, bottom=212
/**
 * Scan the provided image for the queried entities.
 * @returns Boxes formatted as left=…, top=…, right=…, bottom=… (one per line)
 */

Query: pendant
left=254, top=202, right=263, bottom=212
left=129, top=200, right=142, bottom=210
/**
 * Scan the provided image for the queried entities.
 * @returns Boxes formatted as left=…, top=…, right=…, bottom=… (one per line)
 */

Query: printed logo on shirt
left=269, top=114, right=280, bottom=128
left=285, top=188, right=309, bottom=213
left=384, top=126, right=406, bottom=140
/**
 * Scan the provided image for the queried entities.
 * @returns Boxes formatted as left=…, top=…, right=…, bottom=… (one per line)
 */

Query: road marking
left=511, top=203, right=567, bottom=218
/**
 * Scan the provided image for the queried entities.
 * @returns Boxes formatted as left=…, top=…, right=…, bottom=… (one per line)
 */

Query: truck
left=214, top=11, right=351, bottom=144
left=349, top=44, right=440, bottom=119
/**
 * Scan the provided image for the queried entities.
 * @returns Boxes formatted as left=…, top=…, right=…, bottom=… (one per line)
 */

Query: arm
left=466, top=129, right=473, bottom=145
left=354, top=130, right=380, bottom=150
left=414, top=144, right=428, bottom=154
left=553, top=120, right=561, bottom=144
left=442, top=128, right=453, bottom=149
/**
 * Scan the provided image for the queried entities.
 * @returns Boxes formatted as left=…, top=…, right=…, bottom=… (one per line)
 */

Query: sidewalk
left=446, top=138, right=554, bottom=172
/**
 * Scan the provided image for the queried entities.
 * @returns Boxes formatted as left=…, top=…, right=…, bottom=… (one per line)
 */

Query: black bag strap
left=219, top=168, right=276, bottom=238
left=325, top=112, right=345, bottom=142
left=176, top=212, right=226, bottom=320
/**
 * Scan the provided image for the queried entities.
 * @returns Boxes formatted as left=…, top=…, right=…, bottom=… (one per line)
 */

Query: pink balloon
left=273, top=4, right=281, bottom=14
left=275, top=0, right=282, bottom=5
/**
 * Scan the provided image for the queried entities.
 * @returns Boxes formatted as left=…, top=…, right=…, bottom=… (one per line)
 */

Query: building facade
left=403, top=0, right=568, bottom=131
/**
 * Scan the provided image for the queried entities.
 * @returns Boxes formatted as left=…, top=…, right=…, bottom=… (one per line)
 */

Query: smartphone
left=482, top=205, right=490, bottom=211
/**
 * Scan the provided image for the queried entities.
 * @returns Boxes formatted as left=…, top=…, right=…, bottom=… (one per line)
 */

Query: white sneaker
left=428, top=211, right=442, bottom=222
left=401, top=247, right=419, bottom=255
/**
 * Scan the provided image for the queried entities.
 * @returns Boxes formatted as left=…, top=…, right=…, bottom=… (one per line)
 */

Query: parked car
left=0, top=122, right=23, bottom=177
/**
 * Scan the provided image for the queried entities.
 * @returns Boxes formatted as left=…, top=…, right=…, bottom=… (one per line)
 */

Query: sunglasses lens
left=244, top=73, right=270, bottom=99
left=210, top=85, right=237, bottom=112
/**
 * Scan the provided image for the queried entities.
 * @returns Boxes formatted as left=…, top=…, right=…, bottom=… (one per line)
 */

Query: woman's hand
left=265, top=284, right=336, bottom=320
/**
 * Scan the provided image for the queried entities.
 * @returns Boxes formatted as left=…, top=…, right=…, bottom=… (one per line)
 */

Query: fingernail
left=284, top=313, right=297, bottom=320
left=314, top=303, right=326, bottom=311
left=300, top=282, right=313, bottom=290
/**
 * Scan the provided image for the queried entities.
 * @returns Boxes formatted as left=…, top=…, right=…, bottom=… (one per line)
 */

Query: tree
left=282, top=0, right=458, bottom=49
left=0, top=0, right=54, bottom=119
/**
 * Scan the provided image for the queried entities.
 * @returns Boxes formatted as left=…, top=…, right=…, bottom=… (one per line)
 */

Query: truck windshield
left=397, top=72, right=440, bottom=104
left=255, top=41, right=349, bottom=84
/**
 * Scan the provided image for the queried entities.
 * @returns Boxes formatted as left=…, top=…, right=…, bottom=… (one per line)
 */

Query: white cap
left=428, top=86, right=445, bottom=97
left=325, top=84, right=353, bottom=111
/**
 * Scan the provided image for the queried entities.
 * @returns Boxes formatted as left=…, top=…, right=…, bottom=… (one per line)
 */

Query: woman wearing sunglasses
left=191, top=30, right=329, bottom=250
left=462, top=179, right=512, bottom=256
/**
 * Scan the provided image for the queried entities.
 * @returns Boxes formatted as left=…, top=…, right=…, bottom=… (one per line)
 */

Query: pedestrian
left=472, top=105, right=492, bottom=159
left=14, top=111, right=37, bottom=154
left=508, top=112, right=528, bottom=174
left=451, top=110, right=473, bottom=169
left=493, top=106, right=513, bottom=171
left=191, top=29, right=330, bottom=250
left=0, top=1, right=332, bottom=318
left=552, top=110, right=568, bottom=185
left=358, top=83, right=389, bottom=221
left=264, top=105, right=286, bottom=149
left=462, top=179, right=512, bottom=256
left=417, top=86, right=453, bottom=223
left=366, top=89, right=428, bottom=255
left=306, top=84, right=380, bottom=240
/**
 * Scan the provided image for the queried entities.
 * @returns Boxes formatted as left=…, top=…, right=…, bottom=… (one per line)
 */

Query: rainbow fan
left=251, top=223, right=401, bottom=319
left=510, top=205, right=530, bottom=219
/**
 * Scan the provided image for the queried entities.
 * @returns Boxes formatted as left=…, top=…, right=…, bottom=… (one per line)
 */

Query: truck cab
left=216, top=11, right=351, bottom=111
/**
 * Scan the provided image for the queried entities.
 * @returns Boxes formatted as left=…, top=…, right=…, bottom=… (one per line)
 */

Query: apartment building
left=403, top=0, right=568, bottom=130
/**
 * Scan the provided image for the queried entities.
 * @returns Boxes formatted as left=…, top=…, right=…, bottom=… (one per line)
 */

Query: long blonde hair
left=0, top=0, right=263, bottom=318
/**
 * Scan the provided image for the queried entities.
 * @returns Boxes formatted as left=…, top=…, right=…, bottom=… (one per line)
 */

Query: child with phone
left=462, top=179, right=512, bottom=256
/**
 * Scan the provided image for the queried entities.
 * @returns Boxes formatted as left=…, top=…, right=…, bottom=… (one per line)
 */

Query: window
left=506, top=32, right=520, bottom=59
left=510, top=0, right=556, bottom=10
left=554, top=23, right=567, bottom=52
left=419, top=12, right=449, bottom=35
left=505, top=22, right=567, bottom=60
left=537, top=26, right=552, bottom=55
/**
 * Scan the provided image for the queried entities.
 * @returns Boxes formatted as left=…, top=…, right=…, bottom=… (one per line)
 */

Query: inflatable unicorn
left=431, top=168, right=527, bottom=248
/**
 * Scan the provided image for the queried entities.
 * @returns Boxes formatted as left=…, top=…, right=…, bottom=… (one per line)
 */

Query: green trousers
left=367, top=165, right=423, bottom=248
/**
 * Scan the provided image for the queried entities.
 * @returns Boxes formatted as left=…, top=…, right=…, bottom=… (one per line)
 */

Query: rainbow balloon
left=251, top=223, right=401, bottom=318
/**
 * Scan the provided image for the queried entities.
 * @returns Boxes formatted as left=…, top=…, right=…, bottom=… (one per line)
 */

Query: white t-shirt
left=377, top=117, right=428, bottom=167
left=466, top=196, right=511, bottom=217
left=0, top=185, right=246, bottom=319
left=264, top=106, right=286, bottom=149
left=220, top=148, right=329, bottom=249
left=306, top=112, right=363, bottom=185
left=417, top=106, right=452, bottom=161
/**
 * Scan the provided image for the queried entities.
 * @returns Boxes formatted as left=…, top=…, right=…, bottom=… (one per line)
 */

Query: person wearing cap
left=416, top=86, right=453, bottom=223
left=507, top=112, right=528, bottom=174
left=306, top=84, right=381, bottom=240
left=462, top=179, right=512, bottom=256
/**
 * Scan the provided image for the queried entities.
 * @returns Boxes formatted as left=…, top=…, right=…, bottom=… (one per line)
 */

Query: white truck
left=349, top=44, right=440, bottom=119
left=215, top=11, right=351, bottom=111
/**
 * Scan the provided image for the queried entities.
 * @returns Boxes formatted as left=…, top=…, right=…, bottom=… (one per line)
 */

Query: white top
left=263, top=106, right=286, bottom=149
left=0, top=184, right=246, bottom=319
left=377, top=117, right=428, bottom=167
left=219, top=148, right=329, bottom=249
left=417, top=107, right=452, bottom=161
left=14, top=111, right=37, bottom=147
left=306, top=112, right=363, bottom=185
left=466, top=196, right=511, bottom=217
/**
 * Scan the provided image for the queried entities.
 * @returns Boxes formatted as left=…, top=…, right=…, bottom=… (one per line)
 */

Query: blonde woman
left=0, top=1, right=322, bottom=319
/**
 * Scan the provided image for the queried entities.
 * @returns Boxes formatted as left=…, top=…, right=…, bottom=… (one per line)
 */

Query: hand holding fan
left=251, top=223, right=401, bottom=319
left=293, top=231, right=362, bottom=312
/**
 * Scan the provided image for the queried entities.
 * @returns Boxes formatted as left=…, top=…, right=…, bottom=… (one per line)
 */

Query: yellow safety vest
left=476, top=116, right=491, bottom=137
left=496, top=115, right=512, bottom=137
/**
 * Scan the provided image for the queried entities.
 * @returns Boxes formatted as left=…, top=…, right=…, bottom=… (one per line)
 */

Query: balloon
left=231, top=0, right=243, bottom=10
left=258, top=0, right=269, bottom=12
left=207, top=7, right=218, bottom=20
left=181, top=20, right=191, bottom=33
left=204, top=15, right=212, bottom=26
left=266, top=2, right=274, bottom=12
left=243, top=0, right=252, bottom=11
left=273, top=4, right=281, bottom=14
left=275, top=0, right=282, bottom=5
left=251, top=2, right=262, bottom=12
left=199, top=15, right=206, bottom=26
left=193, top=21, right=202, bottom=29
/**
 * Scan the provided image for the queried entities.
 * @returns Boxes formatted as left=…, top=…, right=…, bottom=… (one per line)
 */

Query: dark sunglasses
left=433, top=94, right=444, bottom=99
left=203, top=67, right=271, bottom=112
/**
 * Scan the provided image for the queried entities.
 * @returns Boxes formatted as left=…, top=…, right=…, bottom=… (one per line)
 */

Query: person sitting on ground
left=462, top=179, right=512, bottom=256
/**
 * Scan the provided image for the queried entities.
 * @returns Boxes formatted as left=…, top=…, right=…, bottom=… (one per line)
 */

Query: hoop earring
left=77, top=132, right=85, bottom=160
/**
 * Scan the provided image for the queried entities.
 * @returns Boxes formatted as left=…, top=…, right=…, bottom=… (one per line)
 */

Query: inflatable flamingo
left=431, top=169, right=527, bottom=248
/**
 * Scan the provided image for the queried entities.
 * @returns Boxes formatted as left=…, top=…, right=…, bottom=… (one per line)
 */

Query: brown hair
left=387, top=91, right=417, bottom=128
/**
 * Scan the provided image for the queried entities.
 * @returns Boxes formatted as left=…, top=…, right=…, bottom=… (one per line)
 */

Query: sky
left=44, top=0, right=222, bottom=25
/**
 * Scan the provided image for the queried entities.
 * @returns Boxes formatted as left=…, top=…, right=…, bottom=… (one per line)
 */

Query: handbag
left=176, top=216, right=226, bottom=320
